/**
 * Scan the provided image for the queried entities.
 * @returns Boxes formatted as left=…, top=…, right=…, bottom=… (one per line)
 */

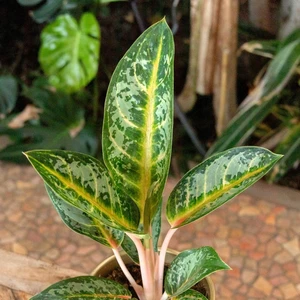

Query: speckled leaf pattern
left=151, top=201, right=162, bottom=252
left=171, top=289, right=208, bottom=300
left=121, top=234, right=139, bottom=264
left=167, top=147, right=282, bottom=228
left=102, top=19, right=174, bottom=232
left=25, top=150, right=140, bottom=232
left=165, top=247, right=230, bottom=297
left=46, top=185, right=124, bottom=248
left=30, top=276, right=132, bottom=299
left=39, top=13, right=100, bottom=93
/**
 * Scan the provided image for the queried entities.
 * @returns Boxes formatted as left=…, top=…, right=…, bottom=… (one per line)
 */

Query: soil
left=105, top=265, right=210, bottom=299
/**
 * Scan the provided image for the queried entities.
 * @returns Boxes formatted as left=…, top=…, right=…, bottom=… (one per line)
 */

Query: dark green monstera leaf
left=39, top=13, right=100, bottom=93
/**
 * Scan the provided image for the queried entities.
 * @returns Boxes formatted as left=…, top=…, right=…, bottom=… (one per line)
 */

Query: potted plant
left=25, top=19, right=281, bottom=300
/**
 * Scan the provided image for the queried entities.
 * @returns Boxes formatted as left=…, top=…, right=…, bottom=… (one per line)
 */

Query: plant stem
left=160, top=291, right=169, bottom=300
left=157, top=228, right=178, bottom=295
left=112, top=248, right=145, bottom=300
left=127, top=233, right=156, bottom=300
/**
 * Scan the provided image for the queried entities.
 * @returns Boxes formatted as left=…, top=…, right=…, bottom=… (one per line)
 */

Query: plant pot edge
left=91, top=249, right=216, bottom=300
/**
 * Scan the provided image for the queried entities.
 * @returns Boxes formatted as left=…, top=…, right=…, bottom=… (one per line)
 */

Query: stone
left=12, top=243, right=28, bottom=255
left=283, top=238, right=300, bottom=256
left=239, top=206, right=260, bottom=216
left=274, top=250, right=294, bottom=264
left=279, top=283, right=299, bottom=299
left=241, top=269, right=256, bottom=284
left=253, top=276, right=272, bottom=296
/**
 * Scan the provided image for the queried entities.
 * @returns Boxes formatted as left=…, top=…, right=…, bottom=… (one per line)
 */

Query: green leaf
left=167, top=147, right=282, bottom=228
left=0, top=80, right=98, bottom=163
left=240, top=40, right=279, bottom=58
left=279, top=28, right=300, bottom=50
left=151, top=201, right=162, bottom=252
left=207, top=38, right=300, bottom=156
left=0, top=79, right=98, bottom=163
left=206, top=96, right=280, bottom=155
left=0, top=124, right=97, bottom=163
left=39, top=13, right=100, bottom=93
left=25, top=150, right=140, bottom=232
left=260, top=40, right=300, bottom=100
left=121, top=234, right=139, bottom=264
left=102, top=19, right=174, bottom=233
left=268, top=123, right=300, bottom=182
left=23, top=78, right=85, bottom=127
left=32, top=0, right=63, bottom=23
left=30, top=276, right=132, bottom=299
left=171, top=289, right=208, bottom=300
left=46, top=184, right=124, bottom=248
left=165, top=247, right=230, bottom=297
left=0, top=75, right=18, bottom=115
left=17, top=0, right=43, bottom=6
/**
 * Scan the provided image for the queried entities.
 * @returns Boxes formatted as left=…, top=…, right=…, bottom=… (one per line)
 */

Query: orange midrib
left=171, top=166, right=268, bottom=227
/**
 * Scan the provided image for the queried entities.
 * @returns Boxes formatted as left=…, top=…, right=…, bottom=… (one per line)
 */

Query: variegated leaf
left=240, top=40, right=279, bottom=58
left=121, top=234, right=139, bottom=264
left=46, top=185, right=123, bottom=248
left=25, top=150, right=140, bottom=232
left=167, top=147, right=282, bottom=228
left=102, top=19, right=174, bottom=232
left=165, top=247, right=230, bottom=297
left=171, top=289, right=208, bottom=300
left=151, top=201, right=162, bottom=252
left=30, top=276, right=132, bottom=299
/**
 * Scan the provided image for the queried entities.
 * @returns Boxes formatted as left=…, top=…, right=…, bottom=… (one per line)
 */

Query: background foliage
left=0, top=0, right=299, bottom=188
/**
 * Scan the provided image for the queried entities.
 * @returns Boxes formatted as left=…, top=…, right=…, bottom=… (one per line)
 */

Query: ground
left=1, top=161, right=300, bottom=299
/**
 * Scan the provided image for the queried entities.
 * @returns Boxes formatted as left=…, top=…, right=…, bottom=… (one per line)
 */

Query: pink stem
left=157, top=228, right=178, bottom=294
left=112, top=248, right=145, bottom=300
left=126, top=233, right=155, bottom=300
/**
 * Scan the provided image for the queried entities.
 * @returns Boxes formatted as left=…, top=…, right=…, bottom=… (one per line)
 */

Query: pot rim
left=91, top=249, right=215, bottom=300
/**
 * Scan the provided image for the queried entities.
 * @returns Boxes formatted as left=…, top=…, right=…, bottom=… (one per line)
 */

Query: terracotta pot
left=91, top=249, right=215, bottom=300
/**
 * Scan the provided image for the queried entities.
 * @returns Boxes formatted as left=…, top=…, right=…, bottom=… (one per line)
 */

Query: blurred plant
left=0, top=75, right=18, bottom=116
left=39, top=12, right=100, bottom=93
left=16, top=0, right=125, bottom=23
left=207, top=29, right=300, bottom=182
left=0, top=1, right=132, bottom=162
left=0, top=78, right=98, bottom=163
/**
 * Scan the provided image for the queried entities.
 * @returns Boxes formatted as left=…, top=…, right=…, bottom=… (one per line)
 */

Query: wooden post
left=213, top=0, right=239, bottom=135
left=0, top=249, right=86, bottom=297
left=177, top=0, right=238, bottom=135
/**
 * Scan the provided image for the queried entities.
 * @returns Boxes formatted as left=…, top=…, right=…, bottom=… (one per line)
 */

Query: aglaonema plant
left=25, top=19, right=282, bottom=300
